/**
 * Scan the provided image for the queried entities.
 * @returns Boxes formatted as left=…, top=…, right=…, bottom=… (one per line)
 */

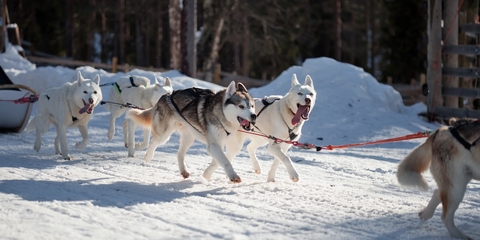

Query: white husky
left=27, top=71, right=102, bottom=160
left=204, top=74, right=316, bottom=182
left=105, top=75, right=173, bottom=157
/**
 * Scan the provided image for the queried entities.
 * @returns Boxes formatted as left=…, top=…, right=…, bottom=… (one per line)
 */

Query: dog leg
left=108, top=113, right=116, bottom=140
left=122, top=119, right=129, bottom=149
left=56, top=124, right=71, bottom=160
left=127, top=119, right=136, bottom=157
left=204, top=132, right=244, bottom=179
left=419, top=189, right=440, bottom=221
left=267, top=158, right=281, bottom=182
left=246, top=139, right=264, bottom=174
left=75, top=124, right=89, bottom=150
left=34, top=128, right=43, bottom=152
left=144, top=127, right=174, bottom=162
left=54, top=135, right=61, bottom=155
left=135, top=129, right=150, bottom=150
left=207, top=143, right=241, bottom=183
left=440, top=176, right=471, bottom=239
left=177, top=130, right=194, bottom=179
left=267, top=144, right=299, bottom=182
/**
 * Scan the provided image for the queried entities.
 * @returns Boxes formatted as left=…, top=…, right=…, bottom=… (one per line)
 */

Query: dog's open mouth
left=79, top=99, right=95, bottom=114
left=291, top=104, right=310, bottom=125
left=238, top=117, right=252, bottom=131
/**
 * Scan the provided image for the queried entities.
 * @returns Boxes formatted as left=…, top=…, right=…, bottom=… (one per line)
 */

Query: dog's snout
left=305, top=98, right=311, bottom=104
left=89, top=98, right=94, bottom=104
left=251, top=114, right=257, bottom=122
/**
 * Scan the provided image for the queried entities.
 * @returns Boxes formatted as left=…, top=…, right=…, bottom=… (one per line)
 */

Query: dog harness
left=45, top=94, right=78, bottom=122
left=114, top=76, right=138, bottom=94
left=449, top=127, right=479, bottom=150
left=255, top=97, right=299, bottom=141
left=169, top=88, right=231, bottom=136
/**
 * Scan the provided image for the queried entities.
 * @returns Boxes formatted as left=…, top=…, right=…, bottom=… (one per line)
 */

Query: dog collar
left=449, top=127, right=476, bottom=150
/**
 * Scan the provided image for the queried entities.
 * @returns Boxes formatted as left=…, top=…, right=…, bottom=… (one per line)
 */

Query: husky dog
left=105, top=76, right=173, bottom=156
left=397, top=118, right=480, bottom=239
left=26, top=71, right=102, bottom=160
left=203, top=74, right=316, bottom=182
left=126, top=81, right=256, bottom=183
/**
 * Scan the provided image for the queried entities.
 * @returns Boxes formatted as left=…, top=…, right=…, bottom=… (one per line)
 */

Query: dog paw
left=107, top=130, right=114, bottom=140
left=33, top=143, right=41, bottom=152
left=418, top=209, right=433, bottom=221
left=291, top=176, right=300, bottom=182
left=266, top=177, right=276, bottom=182
left=230, top=175, right=242, bottom=183
left=75, top=141, right=87, bottom=150
left=181, top=171, right=190, bottom=179
left=254, top=169, right=261, bottom=174
left=135, top=142, right=148, bottom=150
left=63, top=155, right=72, bottom=160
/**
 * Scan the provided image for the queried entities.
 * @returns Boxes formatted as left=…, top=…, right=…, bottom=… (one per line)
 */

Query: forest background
left=7, top=0, right=477, bottom=84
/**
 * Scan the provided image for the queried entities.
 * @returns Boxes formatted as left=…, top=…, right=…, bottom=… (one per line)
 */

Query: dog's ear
left=164, top=77, right=172, bottom=87
left=291, top=74, right=300, bottom=88
left=236, top=82, right=248, bottom=93
left=93, top=74, right=100, bottom=85
left=154, top=77, right=160, bottom=85
left=77, top=71, right=84, bottom=86
left=305, top=75, right=314, bottom=88
left=226, top=81, right=236, bottom=97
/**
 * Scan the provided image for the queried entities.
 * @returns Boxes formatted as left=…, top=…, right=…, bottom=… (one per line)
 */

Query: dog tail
left=125, top=107, right=154, bottom=129
left=396, top=130, right=437, bottom=191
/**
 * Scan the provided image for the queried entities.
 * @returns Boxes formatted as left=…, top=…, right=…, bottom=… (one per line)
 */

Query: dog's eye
left=239, top=105, right=245, bottom=109
left=309, top=93, right=314, bottom=96
left=83, top=91, right=87, bottom=94
left=297, top=92, right=303, bottom=96
left=94, top=91, right=97, bottom=94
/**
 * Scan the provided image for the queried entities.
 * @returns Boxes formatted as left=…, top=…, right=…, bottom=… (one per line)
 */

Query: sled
left=0, top=66, right=37, bottom=133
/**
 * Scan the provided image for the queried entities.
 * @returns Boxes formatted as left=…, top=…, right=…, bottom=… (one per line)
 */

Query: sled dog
left=105, top=75, right=173, bottom=157
left=203, top=74, right=316, bottom=182
left=27, top=71, right=102, bottom=160
left=126, top=81, right=256, bottom=183
left=397, top=118, right=480, bottom=239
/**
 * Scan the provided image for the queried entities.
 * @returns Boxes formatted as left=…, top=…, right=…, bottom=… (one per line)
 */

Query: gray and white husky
left=397, top=118, right=480, bottom=239
left=126, top=81, right=256, bottom=183
left=26, top=71, right=102, bottom=160
left=204, top=74, right=316, bottom=182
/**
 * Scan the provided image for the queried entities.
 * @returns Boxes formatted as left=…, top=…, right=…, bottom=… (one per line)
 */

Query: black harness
left=255, top=97, right=299, bottom=141
left=169, top=88, right=231, bottom=136
left=449, top=127, right=479, bottom=150
left=114, top=76, right=137, bottom=93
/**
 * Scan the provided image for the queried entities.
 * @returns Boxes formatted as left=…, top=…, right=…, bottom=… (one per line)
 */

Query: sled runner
left=0, top=66, right=37, bottom=133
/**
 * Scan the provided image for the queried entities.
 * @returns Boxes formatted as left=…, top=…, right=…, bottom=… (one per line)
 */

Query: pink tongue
left=241, top=119, right=250, bottom=126
left=79, top=104, right=91, bottom=114
left=292, top=105, right=308, bottom=125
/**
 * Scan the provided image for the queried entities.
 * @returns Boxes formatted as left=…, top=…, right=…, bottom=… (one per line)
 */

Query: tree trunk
left=156, top=0, right=163, bottom=68
left=181, top=0, right=196, bottom=77
left=241, top=12, right=249, bottom=77
left=169, top=0, right=181, bottom=69
left=100, top=0, right=107, bottom=63
left=65, top=0, right=74, bottom=58
left=116, top=0, right=125, bottom=64
left=335, top=0, right=341, bottom=61
left=135, top=12, right=144, bottom=66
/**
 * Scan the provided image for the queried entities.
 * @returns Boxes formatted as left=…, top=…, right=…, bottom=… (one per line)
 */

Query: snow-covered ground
left=1, top=43, right=479, bottom=239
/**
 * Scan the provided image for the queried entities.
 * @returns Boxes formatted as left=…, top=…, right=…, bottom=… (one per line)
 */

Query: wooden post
left=180, top=0, right=196, bottom=78
left=213, top=63, right=221, bottom=84
left=0, top=0, right=5, bottom=53
left=112, top=57, right=118, bottom=73
left=443, top=0, right=459, bottom=108
left=427, top=0, right=443, bottom=119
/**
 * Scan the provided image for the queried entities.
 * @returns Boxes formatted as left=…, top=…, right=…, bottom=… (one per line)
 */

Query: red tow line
left=238, top=130, right=432, bottom=151
left=0, top=92, right=38, bottom=104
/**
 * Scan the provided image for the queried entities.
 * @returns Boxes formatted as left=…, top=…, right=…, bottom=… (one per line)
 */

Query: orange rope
left=238, top=130, right=432, bottom=151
